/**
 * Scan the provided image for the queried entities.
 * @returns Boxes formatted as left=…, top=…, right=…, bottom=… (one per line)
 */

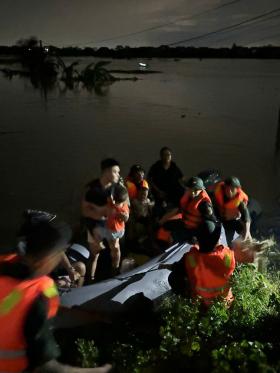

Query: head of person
left=160, top=147, right=172, bottom=165
left=186, top=177, right=205, bottom=198
left=197, top=221, right=222, bottom=253
left=113, top=184, right=128, bottom=205
left=17, top=210, right=72, bottom=276
left=101, top=158, right=120, bottom=184
left=224, top=176, right=241, bottom=199
left=138, top=186, right=149, bottom=201
left=129, top=164, right=145, bottom=184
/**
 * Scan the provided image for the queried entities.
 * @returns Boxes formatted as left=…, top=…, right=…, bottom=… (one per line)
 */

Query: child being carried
left=93, top=184, right=129, bottom=270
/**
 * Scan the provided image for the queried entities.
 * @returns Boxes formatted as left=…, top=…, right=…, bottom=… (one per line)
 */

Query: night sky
left=0, top=0, right=279, bottom=47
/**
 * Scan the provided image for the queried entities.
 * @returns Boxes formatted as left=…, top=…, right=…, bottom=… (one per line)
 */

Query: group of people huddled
left=0, top=146, right=255, bottom=373
left=80, top=146, right=251, bottom=284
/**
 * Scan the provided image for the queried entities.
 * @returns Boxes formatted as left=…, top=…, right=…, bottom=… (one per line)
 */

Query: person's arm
left=25, top=296, right=112, bottom=373
left=60, top=253, right=79, bottom=283
left=34, top=360, right=112, bottom=373
left=239, top=202, right=252, bottom=240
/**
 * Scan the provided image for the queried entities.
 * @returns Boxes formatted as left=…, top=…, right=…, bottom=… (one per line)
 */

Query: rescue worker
left=160, top=221, right=235, bottom=307
left=0, top=210, right=111, bottom=373
left=213, top=176, right=251, bottom=246
left=158, top=177, right=216, bottom=245
left=125, top=164, right=149, bottom=200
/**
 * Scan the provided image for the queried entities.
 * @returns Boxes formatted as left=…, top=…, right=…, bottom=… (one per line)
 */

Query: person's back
left=184, top=244, right=235, bottom=306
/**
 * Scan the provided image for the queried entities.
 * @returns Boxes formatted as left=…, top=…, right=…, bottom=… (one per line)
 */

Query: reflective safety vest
left=180, top=190, right=211, bottom=229
left=214, top=182, right=249, bottom=221
left=0, top=275, right=59, bottom=373
left=184, top=245, right=235, bottom=306
left=126, top=178, right=149, bottom=200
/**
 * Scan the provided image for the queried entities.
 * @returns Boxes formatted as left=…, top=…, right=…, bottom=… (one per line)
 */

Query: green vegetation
left=76, top=264, right=280, bottom=372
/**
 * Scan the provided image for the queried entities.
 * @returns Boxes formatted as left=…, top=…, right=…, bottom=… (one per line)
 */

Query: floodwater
left=0, top=58, right=280, bottom=245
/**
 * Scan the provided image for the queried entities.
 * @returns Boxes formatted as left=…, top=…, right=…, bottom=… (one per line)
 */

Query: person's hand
left=68, top=267, right=80, bottom=283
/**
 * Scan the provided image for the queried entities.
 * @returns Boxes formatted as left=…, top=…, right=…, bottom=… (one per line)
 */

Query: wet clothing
left=148, top=161, right=184, bottom=204
left=169, top=245, right=235, bottom=306
left=0, top=261, right=60, bottom=372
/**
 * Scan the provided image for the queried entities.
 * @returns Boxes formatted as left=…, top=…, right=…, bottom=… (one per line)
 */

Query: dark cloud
left=0, top=0, right=279, bottom=47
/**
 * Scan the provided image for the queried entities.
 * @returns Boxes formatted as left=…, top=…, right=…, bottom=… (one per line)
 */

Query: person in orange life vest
left=0, top=210, right=111, bottom=373
left=93, top=184, right=129, bottom=273
left=213, top=176, right=251, bottom=247
left=81, top=158, right=120, bottom=280
left=158, top=177, right=216, bottom=244
left=125, top=164, right=149, bottom=200
left=160, top=221, right=235, bottom=307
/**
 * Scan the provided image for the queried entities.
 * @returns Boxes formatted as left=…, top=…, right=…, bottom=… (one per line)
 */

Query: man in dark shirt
left=148, top=147, right=184, bottom=207
left=81, top=158, right=120, bottom=280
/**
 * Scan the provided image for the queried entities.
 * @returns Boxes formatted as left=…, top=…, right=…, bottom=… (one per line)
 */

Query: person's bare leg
left=109, top=239, right=121, bottom=269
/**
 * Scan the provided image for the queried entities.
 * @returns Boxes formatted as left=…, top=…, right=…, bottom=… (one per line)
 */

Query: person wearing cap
left=0, top=210, right=111, bottom=373
left=160, top=221, right=236, bottom=307
left=125, top=164, right=149, bottom=201
left=148, top=147, right=184, bottom=209
left=158, top=177, right=215, bottom=244
left=81, top=158, right=120, bottom=280
left=213, top=176, right=251, bottom=246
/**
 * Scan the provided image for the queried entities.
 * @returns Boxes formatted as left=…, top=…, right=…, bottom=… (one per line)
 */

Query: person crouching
left=161, top=221, right=235, bottom=307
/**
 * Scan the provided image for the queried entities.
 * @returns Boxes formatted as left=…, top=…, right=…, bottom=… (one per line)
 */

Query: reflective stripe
left=196, top=284, right=229, bottom=293
left=0, top=349, right=26, bottom=359
left=224, top=254, right=232, bottom=268
left=43, top=284, right=58, bottom=298
left=0, top=290, right=22, bottom=315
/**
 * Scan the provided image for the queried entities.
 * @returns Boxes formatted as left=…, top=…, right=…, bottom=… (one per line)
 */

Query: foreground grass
left=76, top=264, right=280, bottom=372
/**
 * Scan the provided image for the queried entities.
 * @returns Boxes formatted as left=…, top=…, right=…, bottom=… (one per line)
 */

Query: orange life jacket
left=126, top=178, right=149, bottom=200
left=214, top=182, right=249, bottom=221
left=184, top=245, right=235, bottom=306
left=180, top=190, right=211, bottom=229
left=0, top=275, right=59, bottom=373
left=156, top=213, right=183, bottom=243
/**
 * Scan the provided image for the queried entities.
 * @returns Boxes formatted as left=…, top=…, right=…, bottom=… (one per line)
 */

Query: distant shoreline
left=0, top=44, right=280, bottom=60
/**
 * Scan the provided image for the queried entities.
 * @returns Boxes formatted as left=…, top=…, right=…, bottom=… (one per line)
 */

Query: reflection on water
left=0, top=58, right=280, bottom=244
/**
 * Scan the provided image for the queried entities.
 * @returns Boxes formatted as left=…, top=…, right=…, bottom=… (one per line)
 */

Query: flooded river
left=0, top=58, right=280, bottom=244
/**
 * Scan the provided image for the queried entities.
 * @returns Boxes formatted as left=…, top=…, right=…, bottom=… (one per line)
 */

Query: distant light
left=139, top=62, right=147, bottom=67
left=44, top=47, right=49, bottom=52
left=28, top=48, right=31, bottom=51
